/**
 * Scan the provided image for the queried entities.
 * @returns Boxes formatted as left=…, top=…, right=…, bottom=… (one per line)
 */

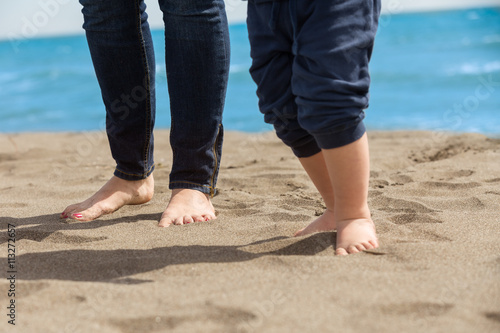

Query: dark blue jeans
left=80, top=0, right=230, bottom=196
left=247, top=0, right=380, bottom=157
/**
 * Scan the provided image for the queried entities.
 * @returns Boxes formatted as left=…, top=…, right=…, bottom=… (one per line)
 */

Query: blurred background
left=0, top=0, right=499, bottom=136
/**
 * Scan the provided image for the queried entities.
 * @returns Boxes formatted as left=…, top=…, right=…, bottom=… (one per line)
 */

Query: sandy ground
left=0, top=130, right=499, bottom=333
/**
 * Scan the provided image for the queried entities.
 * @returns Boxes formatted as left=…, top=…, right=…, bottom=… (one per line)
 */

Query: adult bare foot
left=158, top=189, right=216, bottom=227
left=60, top=175, right=154, bottom=222
left=293, top=209, right=336, bottom=237
left=335, top=218, right=378, bottom=256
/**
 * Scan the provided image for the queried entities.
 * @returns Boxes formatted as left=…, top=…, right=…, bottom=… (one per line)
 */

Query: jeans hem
left=114, top=164, right=155, bottom=181
left=169, top=181, right=214, bottom=196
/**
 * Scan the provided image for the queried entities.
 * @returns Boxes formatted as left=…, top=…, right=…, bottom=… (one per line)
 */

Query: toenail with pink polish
left=73, top=213, right=83, bottom=218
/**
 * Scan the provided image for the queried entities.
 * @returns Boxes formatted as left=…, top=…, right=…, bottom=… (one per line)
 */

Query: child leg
left=289, top=0, right=380, bottom=254
left=322, top=133, right=377, bottom=255
left=294, top=151, right=336, bottom=236
left=247, top=0, right=380, bottom=255
left=295, top=139, right=378, bottom=256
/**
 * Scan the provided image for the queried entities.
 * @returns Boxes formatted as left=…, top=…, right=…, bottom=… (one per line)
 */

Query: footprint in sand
left=16, top=230, right=107, bottom=244
left=370, top=174, right=414, bottom=188
left=370, top=179, right=389, bottom=189
left=276, top=195, right=323, bottom=212
left=412, top=228, right=452, bottom=242
left=447, top=169, right=474, bottom=178
left=0, top=153, right=17, bottom=162
left=262, top=212, right=312, bottom=223
left=421, top=196, right=485, bottom=211
left=379, top=302, right=454, bottom=317
left=0, top=202, right=28, bottom=208
left=484, top=312, right=500, bottom=323
left=371, top=195, right=437, bottom=214
left=19, top=282, right=50, bottom=298
left=390, top=174, right=414, bottom=184
left=216, top=200, right=264, bottom=210
left=240, top=232, right=333, bottom=256
left=419, top=181, right=481, bottom=190
left=256, top=173, right=296, bottom=179
left=224, top=208, right=261, bottom=217
left=0, top=187, right=14, bottom=192
left=0, top=282, right=49, bottom=300
left=409, top=139, right=476, bottom=163
left=109, top=304, right=256, bottom=332
left=390, top=213, right=442, bottom=225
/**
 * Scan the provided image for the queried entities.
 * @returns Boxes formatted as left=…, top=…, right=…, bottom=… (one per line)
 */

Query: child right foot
left=335, top=218, right=378, bottom=256
left=294, top=212, right=378, bottom=256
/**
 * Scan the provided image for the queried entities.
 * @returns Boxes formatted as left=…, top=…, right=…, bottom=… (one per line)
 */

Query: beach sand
left=0, top=130, right=499, bottom=333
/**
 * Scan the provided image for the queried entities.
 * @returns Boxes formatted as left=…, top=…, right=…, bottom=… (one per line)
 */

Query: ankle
left=334, top=206, right=370, bottom=223
left=123, top=175, right=154, bottom=201
left=171, top=188, right=210, bottom=200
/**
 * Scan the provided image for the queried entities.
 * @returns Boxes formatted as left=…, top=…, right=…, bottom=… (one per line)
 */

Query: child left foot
left=293, top=209, right=336, bottom=237
left=335, top=218, right=378, bottom=256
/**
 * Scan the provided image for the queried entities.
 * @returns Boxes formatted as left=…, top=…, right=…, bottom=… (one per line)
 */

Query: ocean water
left=0, top=7, right=499, bottom=135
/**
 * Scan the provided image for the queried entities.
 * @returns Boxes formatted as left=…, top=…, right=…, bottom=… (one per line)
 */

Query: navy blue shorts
left=247, top=0, right=381, bottom=157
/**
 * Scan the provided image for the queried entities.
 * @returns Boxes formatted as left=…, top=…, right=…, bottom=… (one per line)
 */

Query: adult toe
left=183, top=216, right=194, bottom=224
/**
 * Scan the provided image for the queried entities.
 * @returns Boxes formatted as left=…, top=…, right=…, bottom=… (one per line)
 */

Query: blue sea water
left=0, top=7, right=499, bottom=135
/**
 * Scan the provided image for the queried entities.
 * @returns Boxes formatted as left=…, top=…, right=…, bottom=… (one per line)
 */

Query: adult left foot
left=158, top=189, right=216, bottom=227
left=60, top=175, right=154, bottom=222
left=335, top=218, right=378, bottom=256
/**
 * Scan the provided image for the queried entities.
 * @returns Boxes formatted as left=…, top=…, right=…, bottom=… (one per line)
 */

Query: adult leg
left=157, top=0, right=230, bottom=226
left=62, top=0, right=156, bottom=221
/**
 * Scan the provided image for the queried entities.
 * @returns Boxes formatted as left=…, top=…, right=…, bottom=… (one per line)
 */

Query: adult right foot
left=158, top=188, right=216, bottom=227
left=60, top=175, right=154, bottom=222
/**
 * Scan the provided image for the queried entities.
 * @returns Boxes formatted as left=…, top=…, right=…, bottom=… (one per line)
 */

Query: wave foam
left=447, top=61, right=500, bottom=75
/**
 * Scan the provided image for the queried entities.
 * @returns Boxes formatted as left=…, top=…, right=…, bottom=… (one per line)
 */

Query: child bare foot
left=293, top=209, right=336, bottom=237
left=158, top=189, right=216, bottom=227
left=60, top=175, right=154, bottom=222
left=294, top=211, right=378, bottom=255
left=335, top=218, right=378, bottom=256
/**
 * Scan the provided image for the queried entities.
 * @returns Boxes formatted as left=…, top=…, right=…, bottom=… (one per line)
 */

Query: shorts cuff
left=290, top=138, right=322, bottom=158
left=314, top=121, right=366, bottom=150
